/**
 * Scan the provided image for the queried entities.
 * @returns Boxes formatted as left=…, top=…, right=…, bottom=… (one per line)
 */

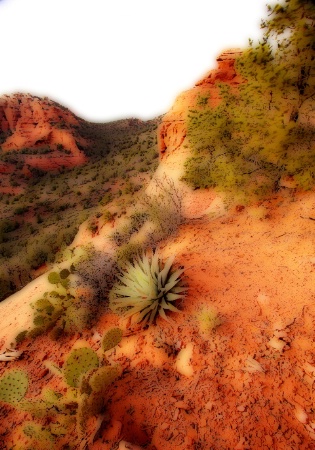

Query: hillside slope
left=0, top=42, right=315, bottom=449
left=0, top=96, right=160, bottom=301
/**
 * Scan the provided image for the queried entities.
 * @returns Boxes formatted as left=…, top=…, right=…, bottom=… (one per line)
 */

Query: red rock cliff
left=0, top=94, right=89, bottom=193
left=158, top=49, right=243, bottom=158
left=0, top=93, right=87, bottom=164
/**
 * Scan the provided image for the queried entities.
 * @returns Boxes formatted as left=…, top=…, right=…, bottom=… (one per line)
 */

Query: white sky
left=0, top=0, right=268, bottom=122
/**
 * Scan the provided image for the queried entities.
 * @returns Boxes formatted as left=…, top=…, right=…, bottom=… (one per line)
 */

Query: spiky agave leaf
left=109, top=251, right=186, bottom=325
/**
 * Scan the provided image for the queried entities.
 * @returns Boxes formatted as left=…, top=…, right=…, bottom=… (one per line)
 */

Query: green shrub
left=183, top=0, right=315, bottom=202
left=141, top=175, right=184, bottom=237
left=14, top=206, right=29, bottom=215
left=116, top=242, right=143, bottom=266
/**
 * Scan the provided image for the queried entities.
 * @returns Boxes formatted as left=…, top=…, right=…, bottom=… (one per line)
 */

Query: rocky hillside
left=0, top=100, right=160, bottom=301
left=1, top=48, right=315, bottom=448
left=1, top=1, right=315, bottom=447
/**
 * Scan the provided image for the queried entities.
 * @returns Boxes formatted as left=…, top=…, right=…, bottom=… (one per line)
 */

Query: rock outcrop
left=0, top=94, right=88, bottom=192
left=157, top=49, right=243, bottom=159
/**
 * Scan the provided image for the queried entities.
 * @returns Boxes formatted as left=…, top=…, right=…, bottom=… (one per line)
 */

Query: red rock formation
left=0, top=93, right=87, bottom=162
left=0, top=94, right=88, bottom=192
left=195, top=48, right=243, bottom=87
left=158, top=49, right=244, bottom=158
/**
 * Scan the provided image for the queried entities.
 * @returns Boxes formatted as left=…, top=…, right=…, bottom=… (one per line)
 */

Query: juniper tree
left=184, top=0, right=315, bottom=198
left=259, top=0, right=315, bottom=122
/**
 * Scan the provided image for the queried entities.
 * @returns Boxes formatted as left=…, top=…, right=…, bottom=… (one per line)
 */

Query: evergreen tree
left=260, top=0, right=315, bottom=122
left=184, top=0, right=315, bottom=200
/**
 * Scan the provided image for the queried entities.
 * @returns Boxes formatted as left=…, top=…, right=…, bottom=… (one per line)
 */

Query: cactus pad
left=48, top=272, right=61, bottom=285
left=33, top=297, right=55, bottom=313
left=102, top=328, right=123, bottom=352
left=42, top=388, right=62, bottom=403
left=0, top=369, right=28, bottom=403
left=60, top=269, right=70, bottom=279
left=63, top=348, right=99, bottom=387
left=23, top=422, right=54, bottom=443
left=89, top=366, right=120, bottom=392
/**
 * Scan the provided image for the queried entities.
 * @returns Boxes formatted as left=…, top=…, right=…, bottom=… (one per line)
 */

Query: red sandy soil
left=1, top=188, right=315, bottom=449
left=1, top=51, right=315, bottom=449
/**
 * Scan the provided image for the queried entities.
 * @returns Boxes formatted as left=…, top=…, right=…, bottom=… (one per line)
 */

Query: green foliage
left=103, top=210, right=113, bottom=223
left=0, top=369, right=28, bottom=403
left=75, top=365, right=121, bottom=432
left=197, top=306, right=221, bottom=334
left=23, top=422, right=55, bottom=444
left=116, top=241, right=144, bottom=266
left=59, top=268, right=70, bottom=279
left=14, top=206, right=29, bottom=215
left=196, top=92, right=210, bottom=107
left=184, top=0, right=315, bottom=202
left=109, top=251, right=186, bottom=325
left=60, top=340, right=121, bottom=440
left=99, top=191, right=113, bottom=206
left=1, top=328, right=122, bottom=447
left=130, top=211, right=150, bottom=230
left=143, top=176, right=184, bottom=236
left=27, top=268, right=91, bottom=340
left=102, top=327, right=123, bottom=351
left=0, top=115, right=160, bottom=302
left=261, top=0, right=315, bottom=121
left=27, top=327, right=44, bottom=339
left=31, top=294, right=63, bottom=335
left=48, top=271, right=61, bottom=285
left=19, top=398, right=59, bottom=419
left=0, top=219, right=19, bottom=234
left=49, top=271, right=69, bottom=288
left=87, top=365, right=121, bottom=392
left=63, top=347, right=99, bottom=387
left=34, top=297, right=55, bottom=314
left=15, top=330, right=28, bottom=344
left=41, top=388, right=63, bottom=404
left=0, top=275, right=12, bottom=301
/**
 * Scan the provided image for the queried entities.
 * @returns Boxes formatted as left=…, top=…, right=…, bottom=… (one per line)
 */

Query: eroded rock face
left=0, top=93, right=87, bottom=170
left=158, top=49, right=243, bottom=158
left=0, top=94, right=89, bottom=193
left=195, top=48, right=243, bottom=87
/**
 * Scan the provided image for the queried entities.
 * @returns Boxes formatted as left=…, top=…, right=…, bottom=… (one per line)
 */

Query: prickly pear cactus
left=88, top=366, right=121, bottom=392
left=63, top=348, right=99, bottom=388
left=41, top=388, right=62, bottom=403
left=77, top=365, right=121, bottom=432
left=23, top=421, right=54, bottom=444
left=102, top=328, right=123, bottom=352
left=47, top=270, right=70, bottom=289
left=0, top=369, right=28, bottom=403
left=60, top=269, right=70, bottom=279
left=48, top=272, right=61, bottom=285
left=76, top=390, right=105, bottom=435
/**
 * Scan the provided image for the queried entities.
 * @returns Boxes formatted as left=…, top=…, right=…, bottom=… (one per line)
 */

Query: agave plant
left=109, top=251, right=186, bottom=325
